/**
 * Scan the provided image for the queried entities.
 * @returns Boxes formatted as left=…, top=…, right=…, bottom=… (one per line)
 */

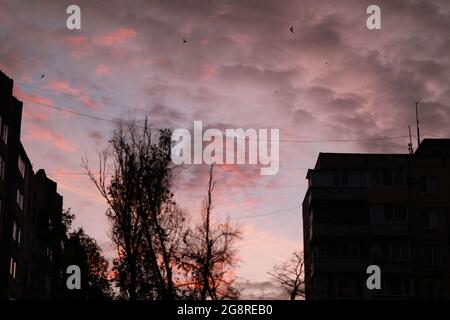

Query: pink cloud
left=46, top=81, right=98, bottom=109
left=240, top=196, right=261, bottom=209
left=24, top=109, right=49, bottom=122
left=24, top=123, right=76, bottom=153
left=95, top=64, right=111, bottom=76
left=47, top=81, right=78, bottom=95
left=143, top=57, right=169, bottom=65
left=61, top=36, right=91, bottom=58
left=62, top=36, right=88, bottom=46
left=93, top=27, right=137, bottom=47
left=61, top=29, right=136, bottom=58
left=13, top=86, right=53, bottom=122
left=201, top=64, right=217, bottom=81
left=229, top=34, right=249, bottom=46
left=56, top=180, right=106, bottom=205
left=78, top=96, right=97, bottom=109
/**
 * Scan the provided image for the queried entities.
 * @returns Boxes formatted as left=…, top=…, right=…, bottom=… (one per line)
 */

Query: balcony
left=311, top=223, right=370, bottom=239
left=307, top=187, right=368, bottom=206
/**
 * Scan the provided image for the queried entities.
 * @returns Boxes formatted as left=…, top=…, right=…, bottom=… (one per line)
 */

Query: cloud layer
left=1, top=0, right=450, bottom=285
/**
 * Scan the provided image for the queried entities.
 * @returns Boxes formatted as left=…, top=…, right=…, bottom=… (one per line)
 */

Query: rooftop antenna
left=408, top=125, right=414, bottom=154
left=415, top=101, right=420, bottom=147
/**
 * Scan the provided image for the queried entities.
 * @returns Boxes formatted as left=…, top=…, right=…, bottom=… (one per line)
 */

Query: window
left=370, top=169, right=405, bottom=187
left=311, top=170, right=368, bottom=187
left=2, top=123, right=8, bottom=145
left=47, top=246, right=53, bottom=262
left=12, top=220, right=21, bottom=246
left=393, top=170, right=405, bottom=186
left=370, top=205, right=408, bottom=224
left=341, top=171, right=365, bottom=186
left=9, top=257, right=17, bottom=279
left=385, top=205, right=408, bottom=223
left=420, top=176, right=438, bottom=193
left=311, top=171, right=333, bottom=186
left=369, top=206, right=384, bottom=223
left=425, top=245, right=441, bottom=267
left=24, top=262, right=30, bottom=289
left=380, top=279, right=412, bottom=296
left=314, top=205, right=367, bottom=225
left=348, top=171, right=362, bottom=186
left=332, top=171, right=341, bottom=186
left=317, top=239, right=369, bottom=259
left=16, top=189, right=24, bottom=210
left=48, top=217, right=54, bottom=231
left=382, top=170, right=393, bottom=187
left=375, top=240, right=410, bottom=261
left=0, top=156, right=5, bottom=181
left=18, top=156, right=26, bottom=178
left=370, top=170, right=381, bottom=186
left=423, top=210, right=440, bottom=230
left=327, top=278, right=356, bottom=299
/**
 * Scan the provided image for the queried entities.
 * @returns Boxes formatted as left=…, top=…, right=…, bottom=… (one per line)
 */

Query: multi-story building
left=0, top=71, right=65, bottom=299
left=303, top=139, right=450, bottom=299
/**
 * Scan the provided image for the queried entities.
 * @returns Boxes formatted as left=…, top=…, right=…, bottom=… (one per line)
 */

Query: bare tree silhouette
left=268, top=251, right=305, bottom=300
left=181, top=165, right=242, bottom=300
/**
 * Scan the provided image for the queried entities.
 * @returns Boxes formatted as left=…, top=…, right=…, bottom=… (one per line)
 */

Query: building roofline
left=19, top=142, right=32, bottom=164
left=318, top=152, right=408, bottom=157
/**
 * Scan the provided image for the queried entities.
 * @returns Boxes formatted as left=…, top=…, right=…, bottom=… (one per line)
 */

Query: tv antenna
left=408, top=125, right=414, bottom=154
left=415, top=101, right=420, bottom=147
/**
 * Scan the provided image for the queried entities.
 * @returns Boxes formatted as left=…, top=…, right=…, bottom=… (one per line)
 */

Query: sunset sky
left=1, top=0, right=450, bottom=296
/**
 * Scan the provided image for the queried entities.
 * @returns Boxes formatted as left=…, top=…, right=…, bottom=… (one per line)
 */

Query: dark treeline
left=80, top=119, right=242, bottom=300
left=62, top=209, right=113, bottom=299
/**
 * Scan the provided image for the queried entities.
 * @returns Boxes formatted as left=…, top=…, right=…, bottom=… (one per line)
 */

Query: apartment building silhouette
left=303, top=139, right=450, bottom=299
left=0, top=71, right=65, bottom=299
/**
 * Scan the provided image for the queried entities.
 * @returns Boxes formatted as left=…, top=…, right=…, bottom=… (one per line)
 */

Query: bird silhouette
left=289, top=25, right=295, bottom=34
left=182, top=37, right=188, bottom=43
left=40, top=73, right=46, bottom=79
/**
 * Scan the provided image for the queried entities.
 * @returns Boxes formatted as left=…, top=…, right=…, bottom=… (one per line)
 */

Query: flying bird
left=40, top=73, right=46, bottom=79
left=289, top=25, right=295, bottom=34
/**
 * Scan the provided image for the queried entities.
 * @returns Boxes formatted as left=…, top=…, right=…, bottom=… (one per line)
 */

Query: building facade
left=303, top=139, right=450, bottom=299
left=0, top=71, right=65, bottom=299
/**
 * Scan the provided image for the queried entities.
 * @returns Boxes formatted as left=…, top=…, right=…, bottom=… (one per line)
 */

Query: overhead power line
left=17, top=95, right=163, bottom=131
left=18, top=83, right=414, bottom=142
left=18, top=81, right=194, bottom=121
left=19, top=95, right=412, bottom=144
left=49, top=166, right=310, bottom=175
left=231, top=206, right=300, bottom=220
left=23, top=82, right=400, bottom=142
left=197, top=206, right=300, bottom=222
